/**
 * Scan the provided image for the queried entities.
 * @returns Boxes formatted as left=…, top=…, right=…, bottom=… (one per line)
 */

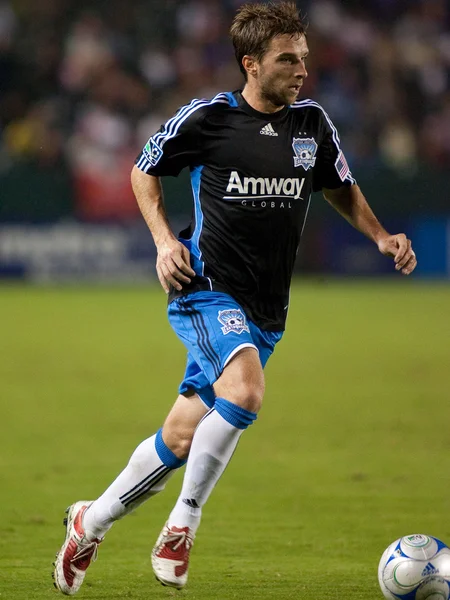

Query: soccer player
left=53, top=1, right=417, bottom=595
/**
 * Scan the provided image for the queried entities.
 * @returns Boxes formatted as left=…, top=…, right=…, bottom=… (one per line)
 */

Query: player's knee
left=244, top=384, right=265, bottom=413
left=214, top=348, right=265, bottom=413
left=162, top=426, right=193, bottom=460
left=230, top=380, right=265, bottom=413
left=170, top=434, right=193, bottom=459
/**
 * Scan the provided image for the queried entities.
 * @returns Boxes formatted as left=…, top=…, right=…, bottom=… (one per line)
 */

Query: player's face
left=256, top=34, right=309, bottom=107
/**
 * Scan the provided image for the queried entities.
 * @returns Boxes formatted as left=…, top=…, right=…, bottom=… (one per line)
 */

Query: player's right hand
left=156, top=239, right=196, bottom=293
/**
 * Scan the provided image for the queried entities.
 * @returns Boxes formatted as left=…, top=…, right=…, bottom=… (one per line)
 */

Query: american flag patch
left=335, top=150, right=350, bottom=182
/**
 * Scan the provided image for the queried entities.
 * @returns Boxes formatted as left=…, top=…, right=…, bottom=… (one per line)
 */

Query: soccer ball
left=378, top=534, right=450, bottom=599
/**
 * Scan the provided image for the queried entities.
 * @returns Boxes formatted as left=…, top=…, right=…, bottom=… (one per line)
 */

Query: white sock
left=83, top=430, right=185, bottom=540
left=168, top=399, right=257, bottom=535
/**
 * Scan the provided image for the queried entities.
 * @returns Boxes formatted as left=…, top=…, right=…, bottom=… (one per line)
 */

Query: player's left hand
left=377, top=233, right=417, bottom=275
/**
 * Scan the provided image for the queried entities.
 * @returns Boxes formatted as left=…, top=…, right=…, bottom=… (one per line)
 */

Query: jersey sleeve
left=135, top=100, right=206, bottom=177
left=312, top=108, right=356, bottom=192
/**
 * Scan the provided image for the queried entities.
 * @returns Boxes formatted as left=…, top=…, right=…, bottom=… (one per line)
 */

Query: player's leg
left=152, top=291, right=281, bottom=589
left=152, top=347, right=264, bottom=589
left=53, top=391, right=207, bottom=596
left=83, top=391, right=208, bottom=537
left=168, top=346, right=263, bottom=531
left=167, top=326, right=282, bottom=533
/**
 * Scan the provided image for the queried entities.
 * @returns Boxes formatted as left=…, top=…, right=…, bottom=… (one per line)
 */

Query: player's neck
left=241, top=85, right=286, bottom=114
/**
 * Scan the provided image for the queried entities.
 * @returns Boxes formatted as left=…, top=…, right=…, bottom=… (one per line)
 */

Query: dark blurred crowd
left=0, top=0, right=449, bottom=221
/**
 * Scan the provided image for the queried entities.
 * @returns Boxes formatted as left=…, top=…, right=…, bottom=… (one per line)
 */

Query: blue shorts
left=168, top=291, right=283, bottom=408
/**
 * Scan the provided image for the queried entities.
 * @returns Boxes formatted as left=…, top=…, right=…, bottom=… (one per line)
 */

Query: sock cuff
left=214, top=397, right=257, bottom=430
left=155, top=429, right=187, bottom=469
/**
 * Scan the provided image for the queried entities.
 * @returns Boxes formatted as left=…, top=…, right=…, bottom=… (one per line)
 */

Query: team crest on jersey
left=217, top=309, right=250, bottom=335
left=292, top=137, right=318, bottom=170
left=143, top=138, right=163, bottom=166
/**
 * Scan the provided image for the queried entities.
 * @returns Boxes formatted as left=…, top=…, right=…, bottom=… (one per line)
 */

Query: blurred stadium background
left=0, top=0, right=449, bottom=281
left=2, top=3, right=450, bottom=598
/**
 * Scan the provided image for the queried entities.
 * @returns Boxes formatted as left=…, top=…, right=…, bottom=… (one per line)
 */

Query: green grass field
left=1, top=281, right=450, bottom=599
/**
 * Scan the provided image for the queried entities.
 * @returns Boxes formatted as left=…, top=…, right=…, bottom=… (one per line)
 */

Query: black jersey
left=136, top=90, right=355, bottom=331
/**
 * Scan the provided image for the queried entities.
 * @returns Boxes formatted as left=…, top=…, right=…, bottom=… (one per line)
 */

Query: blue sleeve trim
left=214, top=397, right=257, bottom=430
left=225, top=92, right=238, bottom=107
left=187, top=165, right=205, bottom=275
left=155, top=428, right=187, bottom=469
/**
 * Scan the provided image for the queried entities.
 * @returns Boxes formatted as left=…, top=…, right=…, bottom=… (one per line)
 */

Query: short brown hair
left=230, top=2, right=306, bottom=78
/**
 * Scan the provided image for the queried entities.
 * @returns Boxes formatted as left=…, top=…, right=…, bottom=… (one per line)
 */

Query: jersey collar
left=235, top=90, right=289, bottom=121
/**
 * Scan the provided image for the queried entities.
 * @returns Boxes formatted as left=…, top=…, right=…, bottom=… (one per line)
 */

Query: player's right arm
left=131, top=166, right=195, bottom=293
left=132, top=98, right=210, bottom=293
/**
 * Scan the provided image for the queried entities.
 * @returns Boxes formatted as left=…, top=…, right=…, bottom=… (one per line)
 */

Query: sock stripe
left=119, top=464, right=167, bottom=502
left=121, top=467, right=171, bottom=507
left=181, top=300, right=221, bottom=380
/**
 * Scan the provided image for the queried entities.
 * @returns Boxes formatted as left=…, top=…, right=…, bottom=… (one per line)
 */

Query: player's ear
left=242, top=55, right=258, bottom=78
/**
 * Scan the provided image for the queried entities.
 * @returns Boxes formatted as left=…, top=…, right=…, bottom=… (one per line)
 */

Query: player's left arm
left=323, top=184, right=417, bottom=276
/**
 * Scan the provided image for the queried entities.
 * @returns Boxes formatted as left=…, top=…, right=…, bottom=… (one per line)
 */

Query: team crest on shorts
left=292, top=137, right=318, bottom=170
left=143, top=138, right=163, bottom=166
left=217, top=309, right=250, bottom=335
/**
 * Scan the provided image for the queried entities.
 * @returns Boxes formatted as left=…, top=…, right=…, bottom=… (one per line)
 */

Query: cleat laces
left=160, top=529, right=193, bottom=552
left=70, top=540, right=99, bottom=569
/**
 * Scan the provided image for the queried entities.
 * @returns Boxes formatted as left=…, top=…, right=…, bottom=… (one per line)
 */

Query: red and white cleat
left=52, top=501, right=101, bottom=595
left=152, top=523, right=195, bottom=589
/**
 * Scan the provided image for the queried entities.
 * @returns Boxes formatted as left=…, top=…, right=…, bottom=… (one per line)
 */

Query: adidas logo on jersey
left=260, top=123, right=278, bottom=136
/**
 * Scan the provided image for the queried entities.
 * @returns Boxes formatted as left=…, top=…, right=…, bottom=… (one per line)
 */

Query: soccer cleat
left=152, top=523, right=195, bottom=589
left=53, top=501, right=101, bottom=595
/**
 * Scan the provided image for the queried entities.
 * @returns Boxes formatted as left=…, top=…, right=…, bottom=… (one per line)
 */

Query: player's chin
left=286, top=86, right=301, bottom=101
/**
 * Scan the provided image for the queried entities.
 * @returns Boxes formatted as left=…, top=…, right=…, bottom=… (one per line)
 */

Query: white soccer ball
left=378, top=534, right=450, bottom=599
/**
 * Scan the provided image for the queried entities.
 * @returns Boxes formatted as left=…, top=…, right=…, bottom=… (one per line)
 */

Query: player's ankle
left=169, top=499, right=202, bottom=535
